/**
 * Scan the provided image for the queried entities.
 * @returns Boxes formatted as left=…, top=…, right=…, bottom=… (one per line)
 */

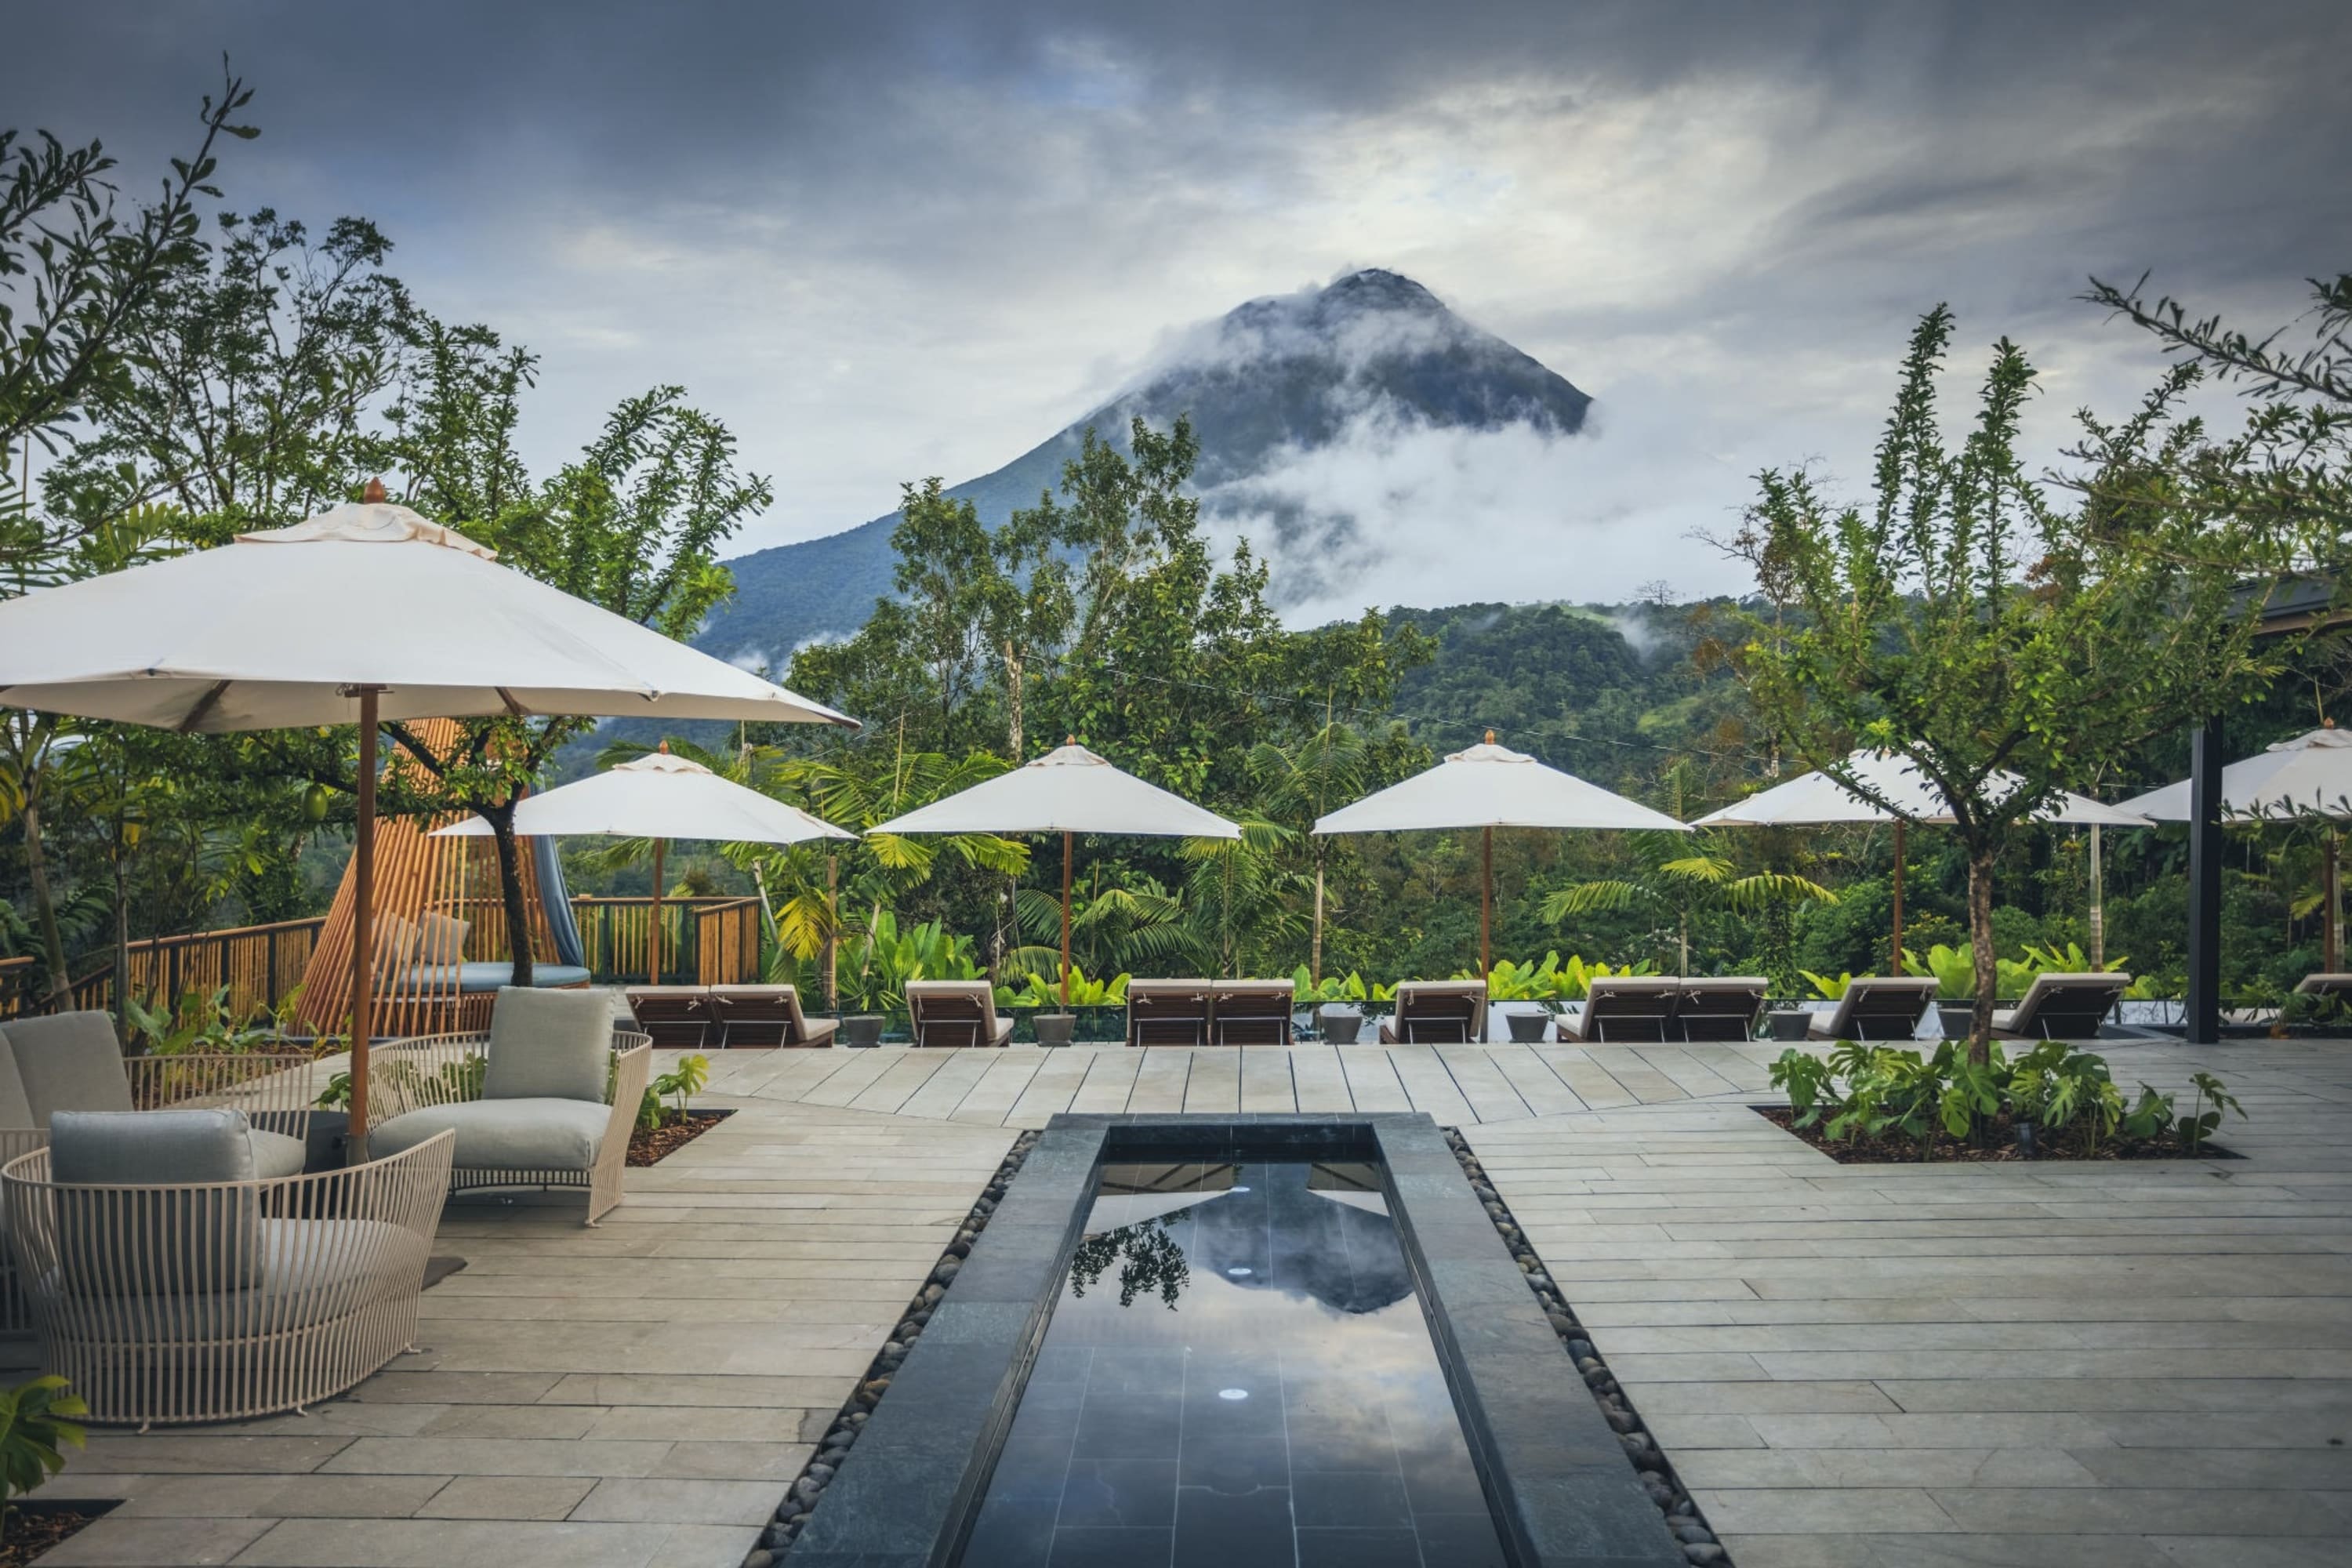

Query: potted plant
left=997, top=965, right=1127, bottom=1047
left=1318, top=1006, right=1364, bottom=1044
left=841, top=1014, right=885, bottom=1048
left=1292, top=967, right=1390, bottom=1045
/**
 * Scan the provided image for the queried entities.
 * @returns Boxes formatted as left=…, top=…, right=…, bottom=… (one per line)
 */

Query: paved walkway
left=9, top=1036, right=2347, bottom=1566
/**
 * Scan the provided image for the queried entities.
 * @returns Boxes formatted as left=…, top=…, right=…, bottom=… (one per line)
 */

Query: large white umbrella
left=1694, top=750, right=2150, bottom=971
left=0, top=489, right=856, bottom=1134
left=1313, top=734, right=1689, bottom=975
left=868, top=741, right=1240, bottom=1007
left=434, top=746, right=855, bottom=985
left=2118, top=725, right=2352, bottom=967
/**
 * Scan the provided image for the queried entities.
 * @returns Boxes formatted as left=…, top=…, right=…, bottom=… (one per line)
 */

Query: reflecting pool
left=958, top=1152, right=1509, bottom=1568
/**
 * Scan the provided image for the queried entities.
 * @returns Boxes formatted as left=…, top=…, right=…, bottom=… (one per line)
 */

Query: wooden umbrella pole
left=649, top=837, right=665, bottom=986
left=1890, top=820, right=1907, bottom=978
left=2328, top=827, right=2341, bottom=974
left=1061, top=829, right=1074, bottom=1009
left=348, top=686, right=380, bottom=1145
left=1481, top=824, right=1494, bottom=978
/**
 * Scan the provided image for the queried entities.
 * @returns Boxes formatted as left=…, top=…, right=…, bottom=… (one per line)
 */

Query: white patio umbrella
left=433, top=746, right=855, bottom=985
left=867, top=741, right=1240, bottom=1007
left=1313, top=734, right=1689, bottom=975
left=0, top=488, right=856, bottom=1135
left=1694, top=751, right=2151, bottom=971
left=2117, top=724, right=2352, bottom=967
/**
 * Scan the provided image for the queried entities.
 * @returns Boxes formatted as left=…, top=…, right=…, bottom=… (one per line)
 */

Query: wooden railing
left=571, top=896, right=764, bottom=985
left=0, top=916, right=327, bottom=1022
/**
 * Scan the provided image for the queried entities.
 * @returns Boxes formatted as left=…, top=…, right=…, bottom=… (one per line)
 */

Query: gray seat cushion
left=38, top=1217, right=422, bottom=1340
left=249, top=1127, right=308, bottom=1179
left=484, top=988, right=612, bottom=1103
left=48, top=1108, right=263, bottom=1293
left=2, top=1011, right=132, bottom=1124
left=369, top=1098, right=608, bottom=1172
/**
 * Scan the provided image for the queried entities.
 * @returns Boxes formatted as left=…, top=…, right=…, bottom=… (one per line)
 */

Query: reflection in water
left=959, top=1152, right=1508, bottom=1568
left=1069, top=1215, right=1191, bottom=1308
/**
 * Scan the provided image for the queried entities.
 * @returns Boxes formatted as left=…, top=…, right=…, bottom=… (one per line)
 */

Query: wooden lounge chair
left=1379, top=981, right=1487, bottom=1044
left=626, top=985, right=713, bottom=1048
left=1556, top=976, right=1679, bottom=1042
left=1210, top=980, right=1297, bottom=1046
left=907, top=981, right=1014, bottom=1047
left=708, top=984, right=837, bottom=1047
left=1674, top=976, right=1769, bottom=1041
left=1993, top=972, right=2132, bottom=1041
left=1806, top=976, right=1939, bottom=1041
left=1125, top=979, right=1212, bottom=1047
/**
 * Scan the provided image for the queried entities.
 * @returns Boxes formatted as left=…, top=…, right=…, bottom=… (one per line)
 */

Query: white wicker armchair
left=366, top=1031, right=650, bottom=1225
left=1, top=1127, right=455, bottom=1426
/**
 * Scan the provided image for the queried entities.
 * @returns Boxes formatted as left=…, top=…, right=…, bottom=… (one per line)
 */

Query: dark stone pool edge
left=782, top=1112, right=1684, bottom=1568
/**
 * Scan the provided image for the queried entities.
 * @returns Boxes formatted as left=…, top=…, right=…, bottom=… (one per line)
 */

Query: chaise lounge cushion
left=368, top=1098, right=609, bottom=1172
left=483, top=987, right=612, bottom=1103
left=4, top=1012, right=135, bottom=1124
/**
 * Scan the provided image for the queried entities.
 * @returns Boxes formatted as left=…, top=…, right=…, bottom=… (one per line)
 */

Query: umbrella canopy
left=869, top=742, right=1239, bottom=1008
left=1313, top=737, right=1688, bottom=976
left=1693, top=751, right=2149, bottom=829
left=432, top=749, right=855, bottom=846
left=869, top=742, right=1240, bottom=839
left=0, top=502, right=855, bottom=730
left=1694, top=750, right=2149, bottom=975
left=2116, top=726, right=2352, bottom=821
left=434, top=748, right=855, bottom=986
left=0, top=492, right=858, bottom=1135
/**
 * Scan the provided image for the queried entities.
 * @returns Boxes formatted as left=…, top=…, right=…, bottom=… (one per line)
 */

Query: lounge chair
left=1993, top=972, right=2132, bottom=1041
left=1379, top=981, right=1488, bottom=1044
left=1125, top=980, right=1211, bottom=1047
left=1555, top=977, right=1679, bottom=1042
left=1807, top=976, right=1939, bottom=1041
left=2, top=1112, right=453, bottom=1425
left=367, top=987, right=652, bottom=1225
left=708, top=984, right=837, bottom=1047
left=906, top=981, right=1014, bottom=1048
left=626, top=985, right=714, bottom=1048
left=1210, top=980, right=1297, bottom=1046
left=1674, top=976, right=1770, bottom=1040
left=2293, top=973, right=2352, bottom=1010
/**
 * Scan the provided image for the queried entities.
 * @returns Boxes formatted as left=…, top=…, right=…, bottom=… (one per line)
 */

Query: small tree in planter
left=1729, top=307, right=2289, bottom=1061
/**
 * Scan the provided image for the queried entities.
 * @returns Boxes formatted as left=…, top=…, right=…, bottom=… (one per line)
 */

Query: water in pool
left=957, top=1154, right=1509, bottom=1568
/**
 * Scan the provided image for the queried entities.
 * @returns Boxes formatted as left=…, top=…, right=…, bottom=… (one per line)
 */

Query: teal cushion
left=370, top=1098, right=608, bottom=1172
left=483, top=988, right=612, bottom=1103
left=2, top=1012, right=132, bottom=1125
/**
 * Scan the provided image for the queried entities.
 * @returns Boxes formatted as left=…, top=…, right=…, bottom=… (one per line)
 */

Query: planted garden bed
left=1765, top=1039, right=2245, bottom=1163
left=0, top=1501, right=115, bottom=1566
left=627, top=1107, right=732, bottom=1165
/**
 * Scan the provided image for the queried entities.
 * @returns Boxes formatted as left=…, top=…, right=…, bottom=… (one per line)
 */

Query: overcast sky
left=8, top=0, right=2349, bottom=606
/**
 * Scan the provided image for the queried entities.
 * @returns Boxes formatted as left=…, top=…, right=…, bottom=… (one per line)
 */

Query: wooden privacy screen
left=294, top=718, right=565, bottom=1040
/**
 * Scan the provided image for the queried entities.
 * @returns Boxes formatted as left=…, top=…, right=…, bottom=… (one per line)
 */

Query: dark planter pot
left=842, top=1014, right=884, bottom=1048
left=1768, top=1010, right=1813, bottom=1043
left=2013, top=1120, right=2039, bottom=1157
left=1033, top=1012, right=1076, bottom=1047
left=1317, top=1007, right=1363, bottom=1044
left=1936, top=1002, right=1978, bottom=1040
left=1504, top=1009, right=1552, bottom=1044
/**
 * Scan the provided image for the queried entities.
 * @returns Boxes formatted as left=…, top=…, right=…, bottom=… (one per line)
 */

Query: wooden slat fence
left=0, top=916, right=326, bottom=1022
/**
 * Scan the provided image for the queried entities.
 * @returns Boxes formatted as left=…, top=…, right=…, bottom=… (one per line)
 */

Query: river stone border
left=746, top=1127, right=1042, bottom=1567
left=1443, top=1124, right=1733, bottom=1566
left=773, top=1110, right=1684, bottom=1567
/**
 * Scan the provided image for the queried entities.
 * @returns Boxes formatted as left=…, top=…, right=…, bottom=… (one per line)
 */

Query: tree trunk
left=822, top=854, right=839, bottom=1011
left=20, top=800, right=69, bottom=1004
left=111, top=844, right=132, bottom=1051
left=483, top=803, right=535, bottom=989
left=1965, top=846, right=1998, bottom=1064
left=1003, top=641, right=1024, bottom=760
left=1312, top=857, right=1326, bottom=985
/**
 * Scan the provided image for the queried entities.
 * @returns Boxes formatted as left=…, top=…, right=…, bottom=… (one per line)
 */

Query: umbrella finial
left=362, top=476, right=387, bottom=504
left=658, top=739, right=670, bottom=753
left=1485, top=729, right=1495, bottom=745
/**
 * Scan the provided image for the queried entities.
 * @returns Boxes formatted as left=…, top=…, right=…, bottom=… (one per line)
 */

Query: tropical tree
left=1247, top=721, right=1370, bottom=984
left=1180, top=816, right=1308, bottom=980
left=1730, top=307, right=2291, bottom=1055
left=1542, top=829, right=1835, bottom=980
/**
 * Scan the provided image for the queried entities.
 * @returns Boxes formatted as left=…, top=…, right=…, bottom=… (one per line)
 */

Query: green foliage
left=639, top=1053, right=710, bottom=1132
left=1733, top=305, right=2289, bottom=1054
left=840, top=910, right=984, bottom=1015
left=1290, top=967, right=1395, bottom=1005
left=123, top=984, right=306, bottom=1055
left=1800, top=970, right=1856, bottom=1000
left=2180, top=1071, right=2245, bottom=1155
left=0, top=1375, right=86, bottom=1523
left=995, top=964, right=1129, bottom=1010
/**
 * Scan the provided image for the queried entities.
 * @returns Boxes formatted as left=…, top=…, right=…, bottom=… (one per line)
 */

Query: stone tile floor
left=5, top=1034, right=2346, bottom=1566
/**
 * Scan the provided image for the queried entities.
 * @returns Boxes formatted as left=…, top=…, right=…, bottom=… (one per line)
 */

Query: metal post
left=1480, top=825, right=1494, bottom=978
left=648, top=838, right=665, bottom=987
left=2186, top=717, right=2224, bottom=1045
left=1061, top=830, right=1074, bottom=1009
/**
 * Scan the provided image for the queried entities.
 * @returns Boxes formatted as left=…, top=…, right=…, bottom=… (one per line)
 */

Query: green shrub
left=0, top=1376, right=85, bottom=1533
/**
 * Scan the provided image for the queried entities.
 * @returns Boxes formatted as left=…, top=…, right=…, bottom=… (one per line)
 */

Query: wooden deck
left=12, top=1035, right=2349, bottom=1567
